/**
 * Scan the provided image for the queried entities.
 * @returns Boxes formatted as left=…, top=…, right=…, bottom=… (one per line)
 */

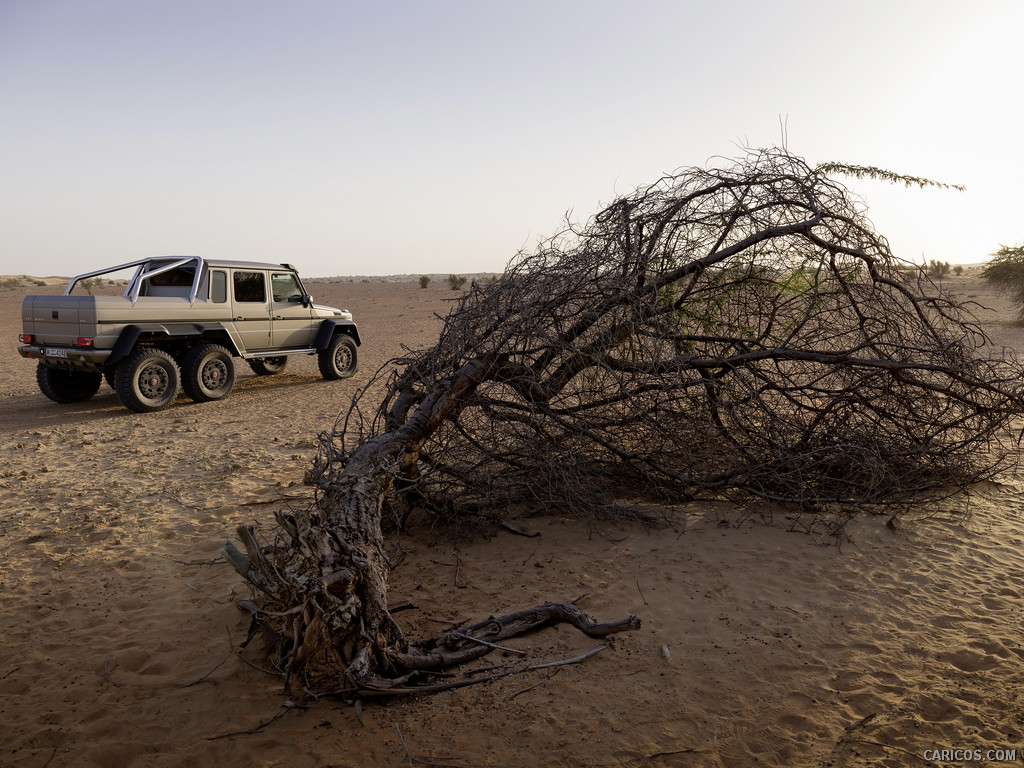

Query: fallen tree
left=226, top=147, right=1024, bottom=697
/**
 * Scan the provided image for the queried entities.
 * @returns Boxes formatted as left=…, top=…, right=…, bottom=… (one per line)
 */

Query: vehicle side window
left=271, top=273, right=302, bottom=303
left=211, top=270, right=227, bottom=303
left=234, top=271, right=266, bottom=303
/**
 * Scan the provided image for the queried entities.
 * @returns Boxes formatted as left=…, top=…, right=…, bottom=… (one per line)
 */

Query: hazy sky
left=2, top=0, right=1022, bottom=277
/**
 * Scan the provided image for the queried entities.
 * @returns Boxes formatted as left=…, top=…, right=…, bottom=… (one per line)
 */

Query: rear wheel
left=247, top=356, right=288, bottom=375
left=318, top=334, right=357, bottom=380
left=103, top=365, right=118, bottom=390
left=36, top=364, right=102, bottom=403
left=182, top=344, right=236, bottom=402
left=115, top=348, right=181, bottom=412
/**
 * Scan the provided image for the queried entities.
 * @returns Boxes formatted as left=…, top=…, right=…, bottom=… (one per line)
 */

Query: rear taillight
left=76, top=337, right=94, bottom=347
left=19, top=334, right=33, bottom=344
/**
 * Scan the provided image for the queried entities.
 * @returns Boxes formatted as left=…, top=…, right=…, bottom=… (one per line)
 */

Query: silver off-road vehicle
left=18, top=256, right=360, bottom=412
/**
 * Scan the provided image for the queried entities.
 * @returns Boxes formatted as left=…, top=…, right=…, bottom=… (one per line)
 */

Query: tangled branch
left=324, top=148, right=1018, bottom=520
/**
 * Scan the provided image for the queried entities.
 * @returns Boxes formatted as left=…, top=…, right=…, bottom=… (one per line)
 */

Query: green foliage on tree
left=981, top=243, right=1024, bottom=323
left=814, top=162, right=966, bottom=191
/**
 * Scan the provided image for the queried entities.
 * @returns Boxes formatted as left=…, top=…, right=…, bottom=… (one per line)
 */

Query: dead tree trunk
left=226, top=147, right=1024, bottom=696
left=228, top=353, right=640, bottom=694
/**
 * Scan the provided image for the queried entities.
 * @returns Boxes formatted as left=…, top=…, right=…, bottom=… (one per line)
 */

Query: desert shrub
left=419, top=275, right=431, bottom=289
left=1, top=277, right=22, bottom=289
left=894, top=265, right=920, bottom=282
left=981, top=243, right=1024, bottom=323
left=928, top=259, right=951, bottom=279
left=954, top=265, right=964, bottom=276
left=230, top=147, right=1023, bottom=698
left=447, top=274, right=467, bottom=290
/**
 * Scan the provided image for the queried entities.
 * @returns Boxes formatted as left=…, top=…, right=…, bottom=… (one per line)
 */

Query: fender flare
left=314, top=320, right=361, bottom=351
left=108, top=323, right=241, bottom=366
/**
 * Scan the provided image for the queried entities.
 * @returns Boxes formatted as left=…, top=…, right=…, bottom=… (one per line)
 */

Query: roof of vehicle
left=65, top=256, right=303, bottom=298
left=152, top=256, right=298, bottom=271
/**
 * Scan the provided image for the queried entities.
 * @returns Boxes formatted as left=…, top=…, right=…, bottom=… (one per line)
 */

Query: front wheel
left=247, top=356, right=288, bottom=375
left=114, top=348, right=181, bottom=412
left=318, top=334, right=357, bottom=380
left=36, top=364, right=102, bottom=403
left=182, top=344, right=236, bottom=402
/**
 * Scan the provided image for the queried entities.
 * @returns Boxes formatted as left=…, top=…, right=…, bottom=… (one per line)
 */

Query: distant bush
left=33, top=279, right=47, bottom=286
left=447, top=274, right=467, bottom=291
left=981, top=243, right=1024, bottom=323
left=953, top=264, right=964, bottom=276
left=896, top=265, right=920, bottom=282
left=1, top=277, right=22, bottom=289
left=419, top=275, right=431, bottom=289
left=927, top=260, right=951, bottom=279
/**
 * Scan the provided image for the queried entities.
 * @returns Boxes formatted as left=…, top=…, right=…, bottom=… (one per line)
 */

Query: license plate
left=44, top=348, right=69, bottom=358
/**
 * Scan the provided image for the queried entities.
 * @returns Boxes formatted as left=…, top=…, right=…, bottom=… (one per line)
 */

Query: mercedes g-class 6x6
left=18, top=256, right=360, bottom=412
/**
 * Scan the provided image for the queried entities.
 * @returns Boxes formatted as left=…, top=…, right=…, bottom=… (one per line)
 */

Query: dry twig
left=205, top=703, right=298, bottom=740
left=101, top=654, right=119, bottom=688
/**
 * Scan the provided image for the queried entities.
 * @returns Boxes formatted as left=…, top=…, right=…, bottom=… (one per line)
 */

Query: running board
left=240, top=348, right=317, bottom=360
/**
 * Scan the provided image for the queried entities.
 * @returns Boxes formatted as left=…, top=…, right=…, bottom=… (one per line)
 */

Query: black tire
left=182, top=344, right=236, bottom=403
left=114, top=348, right=181, bottom=413
left=247, top=356, right=288, bottom=375
left=103, top=365, right=118, bottom=390
left=318, top=334, right=357, bottom=380
left=36, top=364, right=102, bottom=403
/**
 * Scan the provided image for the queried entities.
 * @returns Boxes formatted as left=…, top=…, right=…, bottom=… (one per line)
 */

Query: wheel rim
left=138, top=362, right=170, bottom=399
left=201, top=358, right=228, bottom=391
left=334, top=346, right=352, bottom=373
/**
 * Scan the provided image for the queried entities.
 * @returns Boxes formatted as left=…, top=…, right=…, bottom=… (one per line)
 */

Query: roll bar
left=65, top=256, right=206, bottom=305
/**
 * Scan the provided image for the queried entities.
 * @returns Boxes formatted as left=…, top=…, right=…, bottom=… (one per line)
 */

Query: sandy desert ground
left=3, top=273, right=1024, bottom=768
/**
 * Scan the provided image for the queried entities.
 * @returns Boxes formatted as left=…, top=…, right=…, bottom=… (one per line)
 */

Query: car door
left=230, top=269, right=272, bottom=351
left=270, top=271, right=315, bottom=348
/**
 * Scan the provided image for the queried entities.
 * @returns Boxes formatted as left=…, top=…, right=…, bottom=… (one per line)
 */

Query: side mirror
left=303, top=294, right=313, bottom=307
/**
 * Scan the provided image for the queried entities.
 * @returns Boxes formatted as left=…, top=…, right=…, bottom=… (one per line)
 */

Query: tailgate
left=22, top=295, right=87, bottom=346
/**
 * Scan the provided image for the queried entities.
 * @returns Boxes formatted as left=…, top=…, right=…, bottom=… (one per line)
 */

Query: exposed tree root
left=389, top=601, right=640, bottom=674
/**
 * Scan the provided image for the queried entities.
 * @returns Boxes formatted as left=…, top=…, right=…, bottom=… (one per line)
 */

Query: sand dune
left=2, top=276, right=1024, bottom=767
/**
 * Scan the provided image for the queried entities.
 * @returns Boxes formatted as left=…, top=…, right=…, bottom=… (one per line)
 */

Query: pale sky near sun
left=1, top=0, right=1022, bottom=278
